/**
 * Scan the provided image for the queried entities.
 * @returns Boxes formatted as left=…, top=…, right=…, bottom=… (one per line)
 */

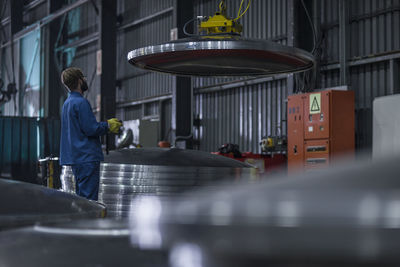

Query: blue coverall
left=60, top=91, right=108, bottom=200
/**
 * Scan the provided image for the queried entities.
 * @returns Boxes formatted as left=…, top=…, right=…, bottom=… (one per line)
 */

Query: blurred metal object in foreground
left=0, top=219, right=168, bottom=267
left=61, top=148, right=253, bottom=218
left=127, top=37, right=314, bottom=77
left=0, top=179, right=106, bottom=230
left=130, top=156, right=400, bottom=266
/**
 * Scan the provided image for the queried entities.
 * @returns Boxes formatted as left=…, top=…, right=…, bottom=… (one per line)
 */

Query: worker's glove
left=107, top=118, right=123, bottom=134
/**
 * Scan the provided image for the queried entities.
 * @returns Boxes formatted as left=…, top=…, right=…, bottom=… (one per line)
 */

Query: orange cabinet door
left=287, top=95, right=305, bottom=173
left=304, top=139, right=330, bottom=171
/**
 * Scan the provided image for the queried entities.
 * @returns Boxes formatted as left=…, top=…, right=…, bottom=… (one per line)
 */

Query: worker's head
left=61, top=67, right=88, bottom=93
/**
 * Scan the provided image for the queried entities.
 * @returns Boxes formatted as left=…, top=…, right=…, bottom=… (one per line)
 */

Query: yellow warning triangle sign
left=309, top=93, right=321, bottom=114
left=311, top=97, right=320, bottom=112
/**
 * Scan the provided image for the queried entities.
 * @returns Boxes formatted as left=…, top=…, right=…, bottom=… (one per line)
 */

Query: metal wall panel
left=320, top=0, right=340, bottom=63
left=23, top=1, right=47, bottom=25
left=76, top=1, right=99, bottom=36
left=321, top=0, right=400, bottom=63
left=0, top=0, right=10, bottom=18
left=124, top=105, right=142, bottom=121
left=351, top=61, right=391, bottom=152
left=349, top=0, right=400, bottom=58
left=118, top=0, right=173, bottom=21
left=161, top=99, right=172, bottom=142
left=0, top=117, right=60, bottom=183
left=194, top=79, right=287, bottom=153
left=321, top=60, right=392, bottom=152
left=117, top=0, right=174, bottom=103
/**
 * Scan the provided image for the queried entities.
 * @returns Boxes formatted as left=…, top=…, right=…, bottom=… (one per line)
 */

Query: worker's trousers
left=71, top=161, right=100, bottom=201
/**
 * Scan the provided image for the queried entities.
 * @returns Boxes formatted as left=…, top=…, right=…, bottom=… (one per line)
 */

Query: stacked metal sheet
left=61, top=148, right=253, bottom=218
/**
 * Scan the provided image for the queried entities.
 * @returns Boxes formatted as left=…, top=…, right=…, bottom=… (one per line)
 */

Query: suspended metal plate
left=127, top=37, right=315, bottom=77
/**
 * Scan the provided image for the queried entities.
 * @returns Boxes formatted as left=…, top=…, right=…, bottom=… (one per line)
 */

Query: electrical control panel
left=287, top=90, right=355, bottom=173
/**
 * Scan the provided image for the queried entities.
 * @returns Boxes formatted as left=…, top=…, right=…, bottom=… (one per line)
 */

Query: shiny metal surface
left=0, top=178, right=106, bottom=230
left=127, top=37, right=315, bottom=77
left=60, top=148, right=253, bottom=219
left=62, top=164, right=252, bottom=218
left=102, top=148, right=250, bottom=167
left=0, top=219, right=168, bottom=267
left=130, top=156, right=400, bottom=266
left=60, top=165, right=76, bottom=194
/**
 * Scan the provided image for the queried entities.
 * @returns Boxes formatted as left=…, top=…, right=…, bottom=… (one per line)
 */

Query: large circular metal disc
left=102, top=148, right=250, bottom=168
left=127, top=37, right=315, bottom=77
left=0, top=179, right=106, bottom=230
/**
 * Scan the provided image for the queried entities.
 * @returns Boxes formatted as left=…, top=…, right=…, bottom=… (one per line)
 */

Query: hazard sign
left=309, top=93, right=321, bottom=114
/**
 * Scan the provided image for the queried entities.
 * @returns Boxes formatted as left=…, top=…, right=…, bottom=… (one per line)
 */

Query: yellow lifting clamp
left=199, top=0, right=251, bottom=37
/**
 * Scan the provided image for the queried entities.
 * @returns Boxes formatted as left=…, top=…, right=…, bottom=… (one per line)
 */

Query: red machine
left=213, top=150, right=286, bottom=176
left=287, top=90, right=355, bottom=173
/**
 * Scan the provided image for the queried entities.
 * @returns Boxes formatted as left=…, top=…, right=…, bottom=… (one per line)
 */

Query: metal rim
left=127, top=37, right=315, bottom=77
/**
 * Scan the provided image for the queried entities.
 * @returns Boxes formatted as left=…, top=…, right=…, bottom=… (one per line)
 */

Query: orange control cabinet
left=287, top=90, right=355, bottom=173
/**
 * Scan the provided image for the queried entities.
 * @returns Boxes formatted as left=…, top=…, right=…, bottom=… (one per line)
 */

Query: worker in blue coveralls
left=60, top=67, right=122, bottom=201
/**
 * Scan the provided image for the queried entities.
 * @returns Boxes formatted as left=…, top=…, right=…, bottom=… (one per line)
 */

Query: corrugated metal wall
left=161, top=99, right=172, bottom=141
left=320, top=0, right=400, bottom=63
left=0, top=117, right=60, bottom=183
left=320, top=0, right=400, bottom=152
left=0, top=117, right=38, bottom=182
left=117, top=0, right=174, bottom=121
left=194, top=79, right=287, bottom=152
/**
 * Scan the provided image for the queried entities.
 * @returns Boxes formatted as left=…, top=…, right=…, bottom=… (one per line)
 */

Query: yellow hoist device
left=198, top=0, right=251, bottom=37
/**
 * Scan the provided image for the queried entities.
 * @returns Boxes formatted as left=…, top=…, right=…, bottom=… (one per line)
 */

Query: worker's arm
left=77, top=99, right=108, bottom=137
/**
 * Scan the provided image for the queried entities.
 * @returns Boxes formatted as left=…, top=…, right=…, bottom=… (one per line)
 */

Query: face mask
left=81, top=79, right=88, bottom=92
